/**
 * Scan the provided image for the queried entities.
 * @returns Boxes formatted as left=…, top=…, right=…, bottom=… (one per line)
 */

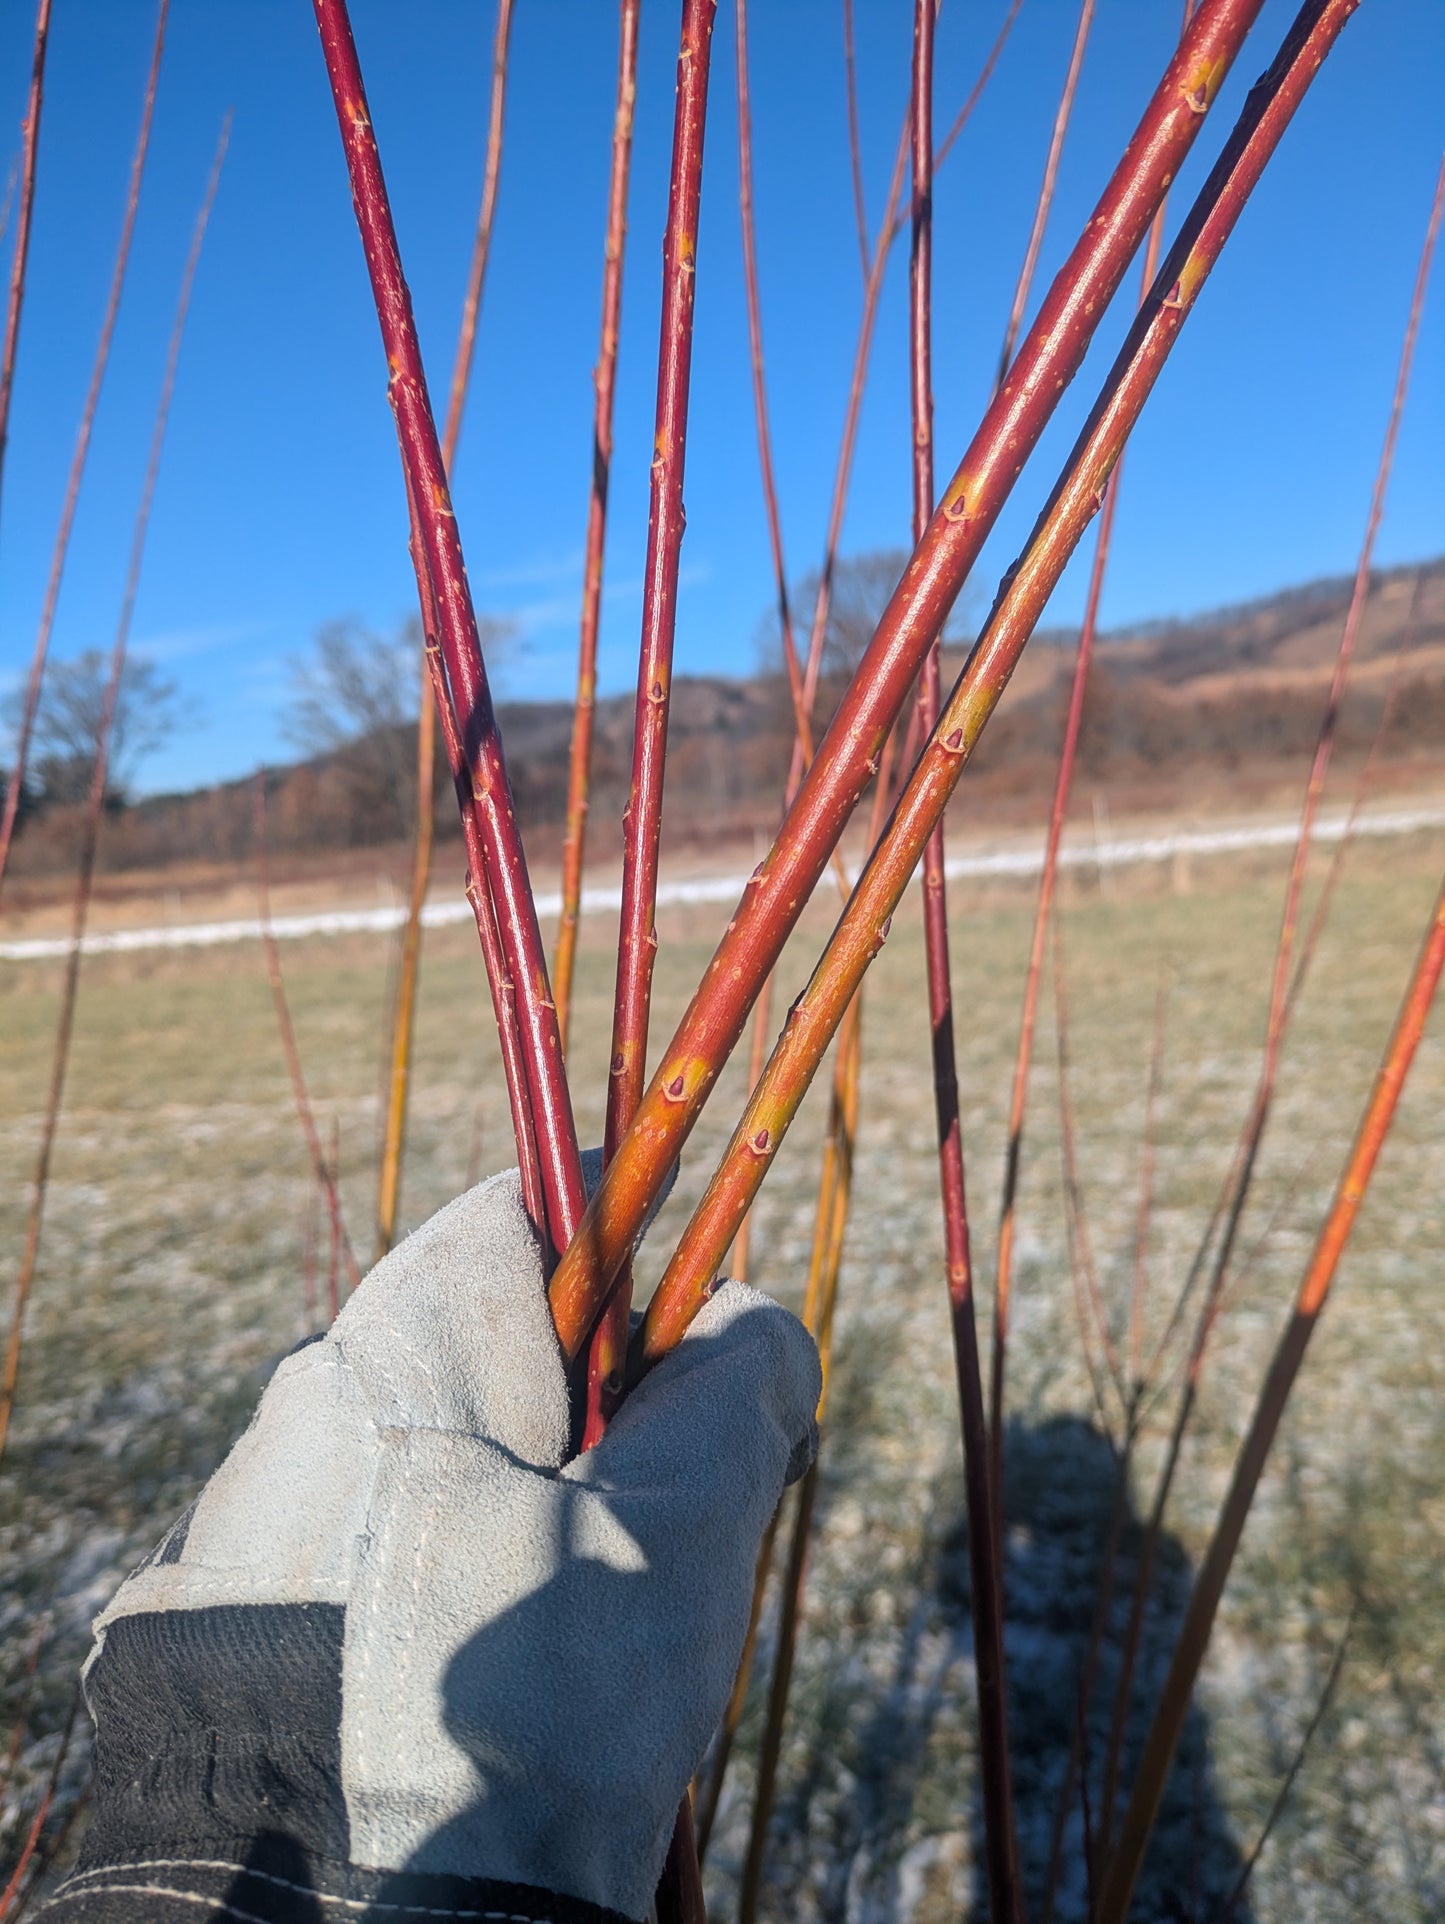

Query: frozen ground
left=2, top=825, right=1444, bottom=1920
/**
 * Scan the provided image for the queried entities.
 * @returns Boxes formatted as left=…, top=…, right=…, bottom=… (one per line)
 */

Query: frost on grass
left=3, top=853, right=1445, bottom=1919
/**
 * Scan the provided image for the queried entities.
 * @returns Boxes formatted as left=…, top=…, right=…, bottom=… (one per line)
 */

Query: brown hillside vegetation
left=5, top=557, right=1441, bottom=896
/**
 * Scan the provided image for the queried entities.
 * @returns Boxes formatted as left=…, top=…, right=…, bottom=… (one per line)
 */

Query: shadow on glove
left=42, top=1167, right=821, bottom=1924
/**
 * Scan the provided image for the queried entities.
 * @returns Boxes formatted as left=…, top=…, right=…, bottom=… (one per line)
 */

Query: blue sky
left=0, top=0, right=1440, bottom=797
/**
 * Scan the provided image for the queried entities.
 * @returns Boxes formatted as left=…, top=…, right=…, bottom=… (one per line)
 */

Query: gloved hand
left=42, top=1166, right=821, bottom=1924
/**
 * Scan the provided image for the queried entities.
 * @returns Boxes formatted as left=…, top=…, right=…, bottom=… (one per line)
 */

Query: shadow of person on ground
left=764, top=1411, right=1252, bottom=1924
left=948, top=1413, right=1252, bottom=1923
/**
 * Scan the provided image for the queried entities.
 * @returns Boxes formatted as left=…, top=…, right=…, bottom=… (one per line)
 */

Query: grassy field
left=2, top=820, right=1444, bottom=1921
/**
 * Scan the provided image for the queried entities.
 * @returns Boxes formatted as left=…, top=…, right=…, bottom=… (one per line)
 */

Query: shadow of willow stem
left=552, top=0, right=641, bottom=1055
left=314, top=0, right=585, bottom=1262
left=375, top=0, right=515, bottom=1262
left=549, top=0, right=1269, bottom=1359
left=1096, top=866, right=1445, bottom=1923
left=0, top=114, right=225, bottom=1471
left=635, top=0, right=1355, bottom=1370
left=0, top=0, right=167, bottom=900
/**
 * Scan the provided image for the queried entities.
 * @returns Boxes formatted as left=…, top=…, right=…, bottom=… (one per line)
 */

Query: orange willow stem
left=376, top=0, right=516, bottom=1259
left=553, top=0, right=641, bottom=1052
left=795, top=116, right=910, bottom=768
left=0, top=120, right=225, bottom=1471
left=736, top=675, right=916, bottom=1902
left=443, top=0, right=514, bottom=462
left=0, top=0, right=49, bottom=530
left=634, top=0, right=1356, bottom=1369
left=994, top=0, right=1095, bottom=390
left=730, top=0, right=907, bottom=1278
left=549, top=0, right=1266, bottom=1356
left=1096, top=143, right=1443, bottom=1848
left=256, top=781, right=363, bottom=1306
left=0, top=0, right=167, bottom=899
left=699, top=7, right=901, bottom=1818
left=735, top=0, right=806, bottom=761
left=934, top=0, right=1027, bottom=172
left=737, top=1000, right=863, bottom=1924
left=315, top=0, right=585, bottom=1261
left=911, top=0, right=1021, bottom=1914
left=990, top=147, right=1177, bottom=1491
left=583, top=0, right=716, bottom=1446
left=1096, top=867, right=1445, bottom=1924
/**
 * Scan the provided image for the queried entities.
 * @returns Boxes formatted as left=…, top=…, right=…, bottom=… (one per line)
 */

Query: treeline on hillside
left=4, top=557, right=1441, bottom=879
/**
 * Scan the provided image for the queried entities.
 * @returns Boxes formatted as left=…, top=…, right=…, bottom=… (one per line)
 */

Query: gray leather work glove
left=41, top=1166, right=821, bottom=1924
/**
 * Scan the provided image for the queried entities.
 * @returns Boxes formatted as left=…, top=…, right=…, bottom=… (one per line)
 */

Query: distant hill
left=7, top=557, right=1442, bottom=885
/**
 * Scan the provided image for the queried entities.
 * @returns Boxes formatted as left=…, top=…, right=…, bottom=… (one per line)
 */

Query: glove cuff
left=41, top=1850, right=640, bottom=1924
left=44, top=1604, right=649, bottom=1924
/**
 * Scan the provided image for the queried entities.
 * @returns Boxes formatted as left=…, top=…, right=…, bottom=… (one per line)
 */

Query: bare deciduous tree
left=283, top=614, right=515, bottom=844
left=2, top=648, right=185, bottom=809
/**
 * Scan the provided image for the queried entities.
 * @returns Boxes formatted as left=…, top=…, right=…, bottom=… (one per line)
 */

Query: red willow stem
left=1051, top=925, right=1124, bottom=1429
left=2, top=1785, right=88, bottom=1924
left=256, top=780, right=363, bottom=1304
left=377, top=0, right=516, bottom=1260
left=1097, top=866, right=1445, bottom=1924
left=1217, top=1612, right=1354, bottom=1924
left=632, top=0, right=1357, bottom=1368
left=406, top=477, right=547, bottom=1231
left=1128, top=970, right=1171, bottom=1387
left=1239, top=145, right=1445, bottom=1145
left=549, top=0, right=1270, bottom=1359
left=583, top=0, right=716, bottom=1445
left=910, top=2, right=1021, bottom=1918
left=842, top=0, right=870, bottom=285
left=0, top=1687, right=79, bottom=1922
left=553, top=0, right=641, bottom=1053
left=994, top=0, right=1096, bottom=391
left=0, top=1619, right=47, bottom=1811
left=314, top=0, right=585, bottom=1261
left=1286, top=563, right=1427, bottom=1021
left=0, top=117, right=227, bottom=1472
left=0, top=0, right=50, bottom=530
left=0, top=0, right=168, bottom=899
left=325, top=1118, right=343, bottom=1324
left=990, top=154, right=1177, bottom=1490
left=301, top=1172, right=320, bottom=1330
left=934, top=0, right=1027, bottom=173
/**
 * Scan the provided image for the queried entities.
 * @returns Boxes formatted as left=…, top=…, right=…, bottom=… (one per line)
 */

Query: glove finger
left=331, top=1168, right=570, bottom=1471
left=558, top=1281, right=820, bottom=1782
